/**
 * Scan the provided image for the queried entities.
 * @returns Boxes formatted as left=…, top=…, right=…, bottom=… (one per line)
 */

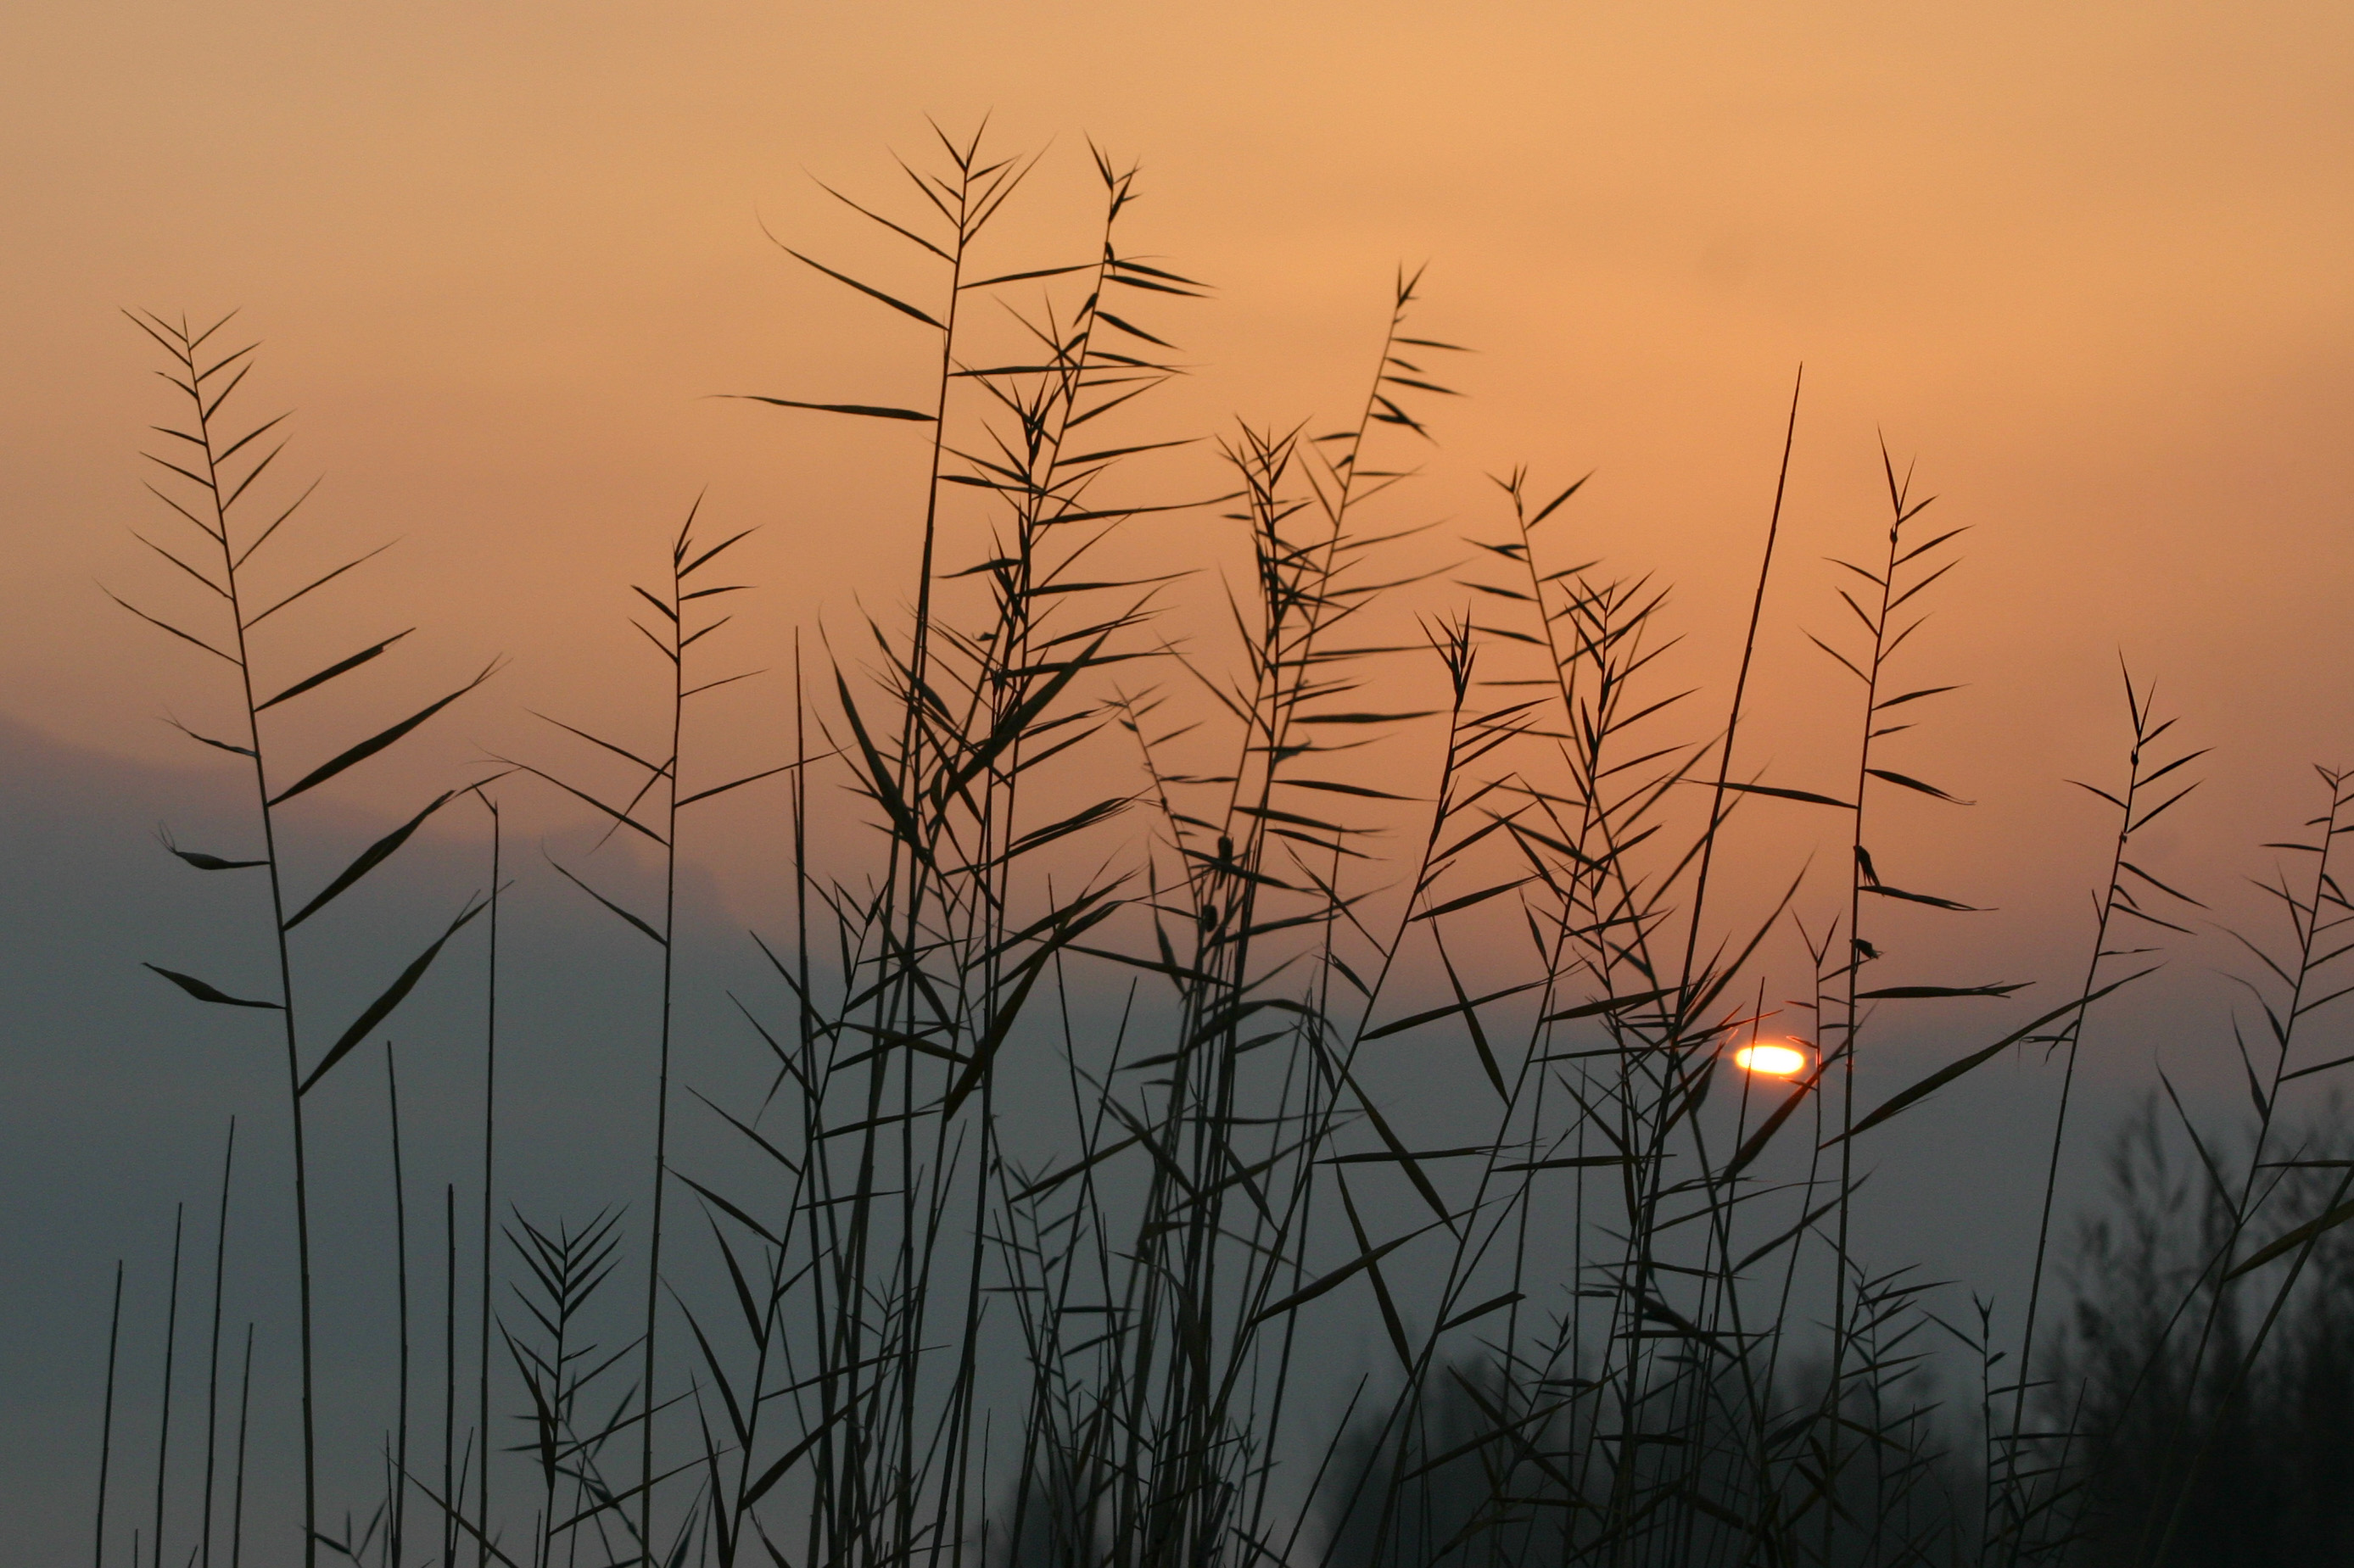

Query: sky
left=4, top=0, right=2352, bottom=910
left=4, top=0, right=2353, bottom=1559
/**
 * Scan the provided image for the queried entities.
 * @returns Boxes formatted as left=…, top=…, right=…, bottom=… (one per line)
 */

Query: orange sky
left=5, top=0, right=2352, bottom=1039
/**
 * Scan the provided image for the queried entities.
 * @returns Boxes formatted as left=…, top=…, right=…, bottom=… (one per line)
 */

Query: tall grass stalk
left=445, top=1183, right=460, bottom=1568
left=2133, top=768, right=2354, bottom=1566
left=96, top=1258, right=124, bottom=1568
left=118, top=311, right=490, bottom=1568
left=154, top=1203, right=183, bottom=1568
left=232, top=1321, right=253, bottom=1568
left=475, top=789, right=505, bottom=1568
left=386, top=1050, right=411, bottom=1568
left=1988, top=676, right=2200, bottom=1564
left=203, top=1120, right=238, bottom=1568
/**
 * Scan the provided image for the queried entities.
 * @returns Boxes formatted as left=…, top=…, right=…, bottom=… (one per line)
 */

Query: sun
left=1733, top=1042, right=1809, bottom=1078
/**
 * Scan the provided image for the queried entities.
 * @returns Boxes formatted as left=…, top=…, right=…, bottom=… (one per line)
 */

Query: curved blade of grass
left=269, top=663, right=495, bottom=806
left=739, top=1404, right=852, bottom=1509
left=943, top=896, right=1119, bottom=1115
left=498, top=759, right=669, bottom=847
left=103, top=589, right=238, bottom=666
left=152, top=723, right=254, bottom=768
left=1830, top=971, right=2150, bottom=1144
left=1362, top=978, right=1547, bottom=1041
left=2224, top=1192, right=2354, bottom=1280
left=1541, top=985, right=1675, bottom=1024
left=1250, top=1214, right=1450, bottom=1327
left=239, top=542, right=394, bottom=631
left=778, top=247, right=944, bottom=328
left=1863, top=884, right=1980, bottom=911
left=159, top=831, right=266, bottom=872
left=253, top=631, right=413, bottom=712
left=144, top=963, right=282, bottom=1010
left=1720, top=780, right=1854, bottom=810
left=1865, top=767, right=1971, bottom=806
left=545, top=857, right=667, bottom=947
left=282, top=792, right=456, bottom=929
left=725, top=394, right=935, bottom=422
left=299, top=898, right=488, bottom=1096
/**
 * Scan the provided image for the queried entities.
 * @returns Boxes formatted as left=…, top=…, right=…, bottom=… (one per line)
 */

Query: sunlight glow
left=1734, top=1042, right=1809, bottom=1078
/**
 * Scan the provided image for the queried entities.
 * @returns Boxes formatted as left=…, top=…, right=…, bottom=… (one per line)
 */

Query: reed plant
left=75, top=129, right=2354, bottom=1568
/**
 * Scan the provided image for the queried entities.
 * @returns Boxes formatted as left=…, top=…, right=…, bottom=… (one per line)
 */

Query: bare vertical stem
left=1996, top=674, right=2188, bottom=1560
left=638, top=522, right=689, bottom=1560
left=477, top=795, right=502, bottom=1565
left=387, top=1050, right=411, bottom=1568
left=1679, top=365, right=1803, bottom=1002
left=154, top=1204, right=185, bottom=1568
left=143, top=315, right=324, bottom=1568
left=229, top=1324, right=252, bottom=1568
left=444, top=1183, right=458, bottom=1568
left=201, top=1120, right=236, bottom=1568
left=95, top=1258, right=125, bottom=1568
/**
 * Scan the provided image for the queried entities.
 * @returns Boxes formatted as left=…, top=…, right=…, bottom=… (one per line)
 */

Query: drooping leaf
left=1434, top=939, right=1509, bottom=1102
left=241, top=542, right=394, bottom=630
left=161, top=717, right=255, bottom=758
left=269, top=664, right=495, bottom=806
left=727, top=393, right=935, bottom=422
left=1283, top=777, right=1416, bottom=800
left=1362, top=978, right=1548, bottom=1041
left=1832, top=971, right=2151, bottom=1143
left=1725, top=1075, right=1816, bottom=1180
left=253, top=631, right=413, bottom=712
left=1334, top=1176, right=1414, bottom=1370
left=1250, top=1214, right=1448, bottom=1326
left=500, top=759, right=668, bottom=847
left=1011, top=1134, right=1143, bottom=1202
left=1541, top=986, right=1674, bottom=1024
left=282, top=792, right=456, bottom=929
left=1720, top=780, right=1854, bottom=810
left=1095, top=310, right=1175, bottom=349
left=2118, top=858, right=2206, bottom=909
left=1412, top=876, right=1536, bottom=924
left=669, top=1166, right=781, bottom=1247
left=674, top=761, right=805, bottom=809
left=1874, top=684, right=1961, bottom=711
left=779, top=247, right=944, bottom=329
left=159, top=831, right=266, bottom=872
left=145, top=963, right=281, bottom=1010
left=298, top=898, right=488, bottom=1095
left=739, top=1403, right=852, bottom=1509
left=545, top=857, right=666, bottom=947
left=2224, top=1191, right=2354, bottom=1281
left=1865, top=767, right=1971, bottom=805
left=1864, top=884, right=1981, bottom=912
left=942, top=894, right=1118, bottom=1116
left=103, top=589, right=238, bottom=666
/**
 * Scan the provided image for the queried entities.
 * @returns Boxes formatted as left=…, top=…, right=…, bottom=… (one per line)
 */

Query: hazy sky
left=5, top=5, right=2353, bottom=1557
left=4, top=0, right=2346, bottom=1015
left=3, top=0, right=2349, bottom=1074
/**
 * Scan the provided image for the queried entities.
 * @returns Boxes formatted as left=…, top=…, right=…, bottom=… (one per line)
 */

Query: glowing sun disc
left=1734, top=1043, right=1809, bottom=1077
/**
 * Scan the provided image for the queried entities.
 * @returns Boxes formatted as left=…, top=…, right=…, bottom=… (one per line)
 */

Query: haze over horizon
left=4, top=3, right=2352, bottom=1562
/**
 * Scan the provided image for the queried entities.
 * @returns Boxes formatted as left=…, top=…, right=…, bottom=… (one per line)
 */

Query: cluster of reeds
left=2039, top=1098, right=2354, bottom=1566
left=80, top=126, right=2354, bottom=1568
